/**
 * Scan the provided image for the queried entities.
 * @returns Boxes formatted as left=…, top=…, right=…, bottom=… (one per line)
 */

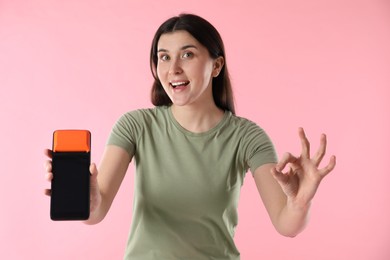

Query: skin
left=254, top=128, right=336, bottom=237
left=157, top=30, right=225, bottom=133
left=44, top=30, right=336, bottom=235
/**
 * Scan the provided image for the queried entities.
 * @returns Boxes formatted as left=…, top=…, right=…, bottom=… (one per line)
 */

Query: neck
left=171, top=103, right=225, bottom=133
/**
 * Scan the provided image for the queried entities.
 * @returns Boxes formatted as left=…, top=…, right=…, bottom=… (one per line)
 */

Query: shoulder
left=117, top=106, right=169, bottom=125
left=225, top=113, right=275, bottom=148
left=227, top=113, right=266, bottom=133
left=108, top=107, right=169, bottom=146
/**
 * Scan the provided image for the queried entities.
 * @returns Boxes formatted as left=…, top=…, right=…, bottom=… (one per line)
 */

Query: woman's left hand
left=271, top=127, right=336, bottom=207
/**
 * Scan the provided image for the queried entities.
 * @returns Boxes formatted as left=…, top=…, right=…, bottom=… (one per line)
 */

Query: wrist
left=275, top=197, right=311, bottom=237
left=287, top=196, right=312, bottom=212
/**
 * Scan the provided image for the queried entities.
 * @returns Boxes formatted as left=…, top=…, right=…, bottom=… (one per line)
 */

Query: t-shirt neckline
left=166, top=106, right=230, bottom=137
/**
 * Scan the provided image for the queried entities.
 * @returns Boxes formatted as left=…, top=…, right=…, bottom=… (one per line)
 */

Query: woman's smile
left=170, top=80, right=190, bottom=90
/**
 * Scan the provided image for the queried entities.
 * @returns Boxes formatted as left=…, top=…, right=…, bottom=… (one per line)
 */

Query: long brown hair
left=150, top=14, right=235, bottom=114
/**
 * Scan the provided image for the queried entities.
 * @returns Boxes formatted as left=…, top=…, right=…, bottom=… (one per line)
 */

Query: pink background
left=1, top=0, right=389, bottom=259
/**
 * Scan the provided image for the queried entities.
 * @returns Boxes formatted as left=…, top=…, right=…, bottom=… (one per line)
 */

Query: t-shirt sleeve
left=242, top=121, right=278, bottom=175
left=106, top=111, right=141, bottom=157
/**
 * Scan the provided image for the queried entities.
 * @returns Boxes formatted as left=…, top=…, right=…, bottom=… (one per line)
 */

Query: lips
left=170, top=81, right=190, bottom=88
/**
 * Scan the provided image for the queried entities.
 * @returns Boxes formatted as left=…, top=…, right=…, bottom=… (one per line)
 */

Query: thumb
left=89, top=163, right=98, bottom=181
left=89, top=163, right=100, bottom=197
left=271, top=166, right=288, bottom=183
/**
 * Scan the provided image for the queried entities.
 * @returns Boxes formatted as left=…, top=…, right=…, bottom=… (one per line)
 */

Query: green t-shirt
left=107, top=106, right=277, bottom=260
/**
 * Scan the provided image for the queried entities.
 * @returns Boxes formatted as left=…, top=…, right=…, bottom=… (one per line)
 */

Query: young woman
left=45, top=14, right=336, bottom=259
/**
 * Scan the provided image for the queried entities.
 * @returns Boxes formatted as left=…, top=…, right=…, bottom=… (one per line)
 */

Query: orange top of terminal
left=53, top=130, right=91, bottom=152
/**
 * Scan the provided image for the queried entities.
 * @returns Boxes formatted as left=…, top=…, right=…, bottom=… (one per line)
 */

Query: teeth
left=171, top=81, right=188, bottom=87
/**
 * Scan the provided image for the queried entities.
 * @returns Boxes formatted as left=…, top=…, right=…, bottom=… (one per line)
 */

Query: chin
left=171, top=101, right=189, bottom=107
left=170, top=97, right=192, bottom=107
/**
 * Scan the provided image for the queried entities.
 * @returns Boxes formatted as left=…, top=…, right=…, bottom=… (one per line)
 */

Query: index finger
left=44, top=149, right=53, bottom=159
left=276, top=152, right=298, bottom=172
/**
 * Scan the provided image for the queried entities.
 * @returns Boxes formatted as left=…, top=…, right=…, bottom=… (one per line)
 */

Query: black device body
left=50, top=151, right=90, bottom=220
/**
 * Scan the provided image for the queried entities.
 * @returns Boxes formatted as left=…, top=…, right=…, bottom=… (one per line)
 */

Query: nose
left=169, top=58, right=183, bottom=75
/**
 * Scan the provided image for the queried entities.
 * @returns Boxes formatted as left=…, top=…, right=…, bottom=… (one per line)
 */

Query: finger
left=44, top=160, right=52, bottom=173
left=313, top=133, right=327, bottom=167
left=89, top=163, right=99, bottom=188
left=89, top=163, right=98, bottom=178
left=44, top=149, right=53, bottom=159
left=89, top=163, right=100, bottom=212
left=276, top=152, right=298, bottom=172
left=271, top=166, right=289, bottom=184
left=44, top=189, right=51, bottom=196
left=319, top=155, right=336, bottom=177
left=299, top=127, right=310, bottom=159
left=45, top=172, right=53, bottom=181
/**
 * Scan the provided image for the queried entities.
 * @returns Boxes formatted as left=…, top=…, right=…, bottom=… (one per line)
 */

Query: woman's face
left=156, top=30, right=223, bottom=108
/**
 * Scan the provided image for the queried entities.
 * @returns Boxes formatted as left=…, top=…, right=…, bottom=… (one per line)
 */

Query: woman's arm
left=253, top=128, right=336, bottom=237
left=84, top=145, right=132, bottom=225
left=253, top=163, right=310, bottom=237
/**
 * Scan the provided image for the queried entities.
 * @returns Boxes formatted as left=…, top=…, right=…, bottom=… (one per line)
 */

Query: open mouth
left=170, top=81, right=190, bottom=88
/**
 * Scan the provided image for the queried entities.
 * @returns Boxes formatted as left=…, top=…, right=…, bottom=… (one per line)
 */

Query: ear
left=212, top=56, right=225, bottom=78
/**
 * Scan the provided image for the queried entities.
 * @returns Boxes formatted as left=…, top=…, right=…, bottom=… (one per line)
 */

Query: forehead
left=157, top=30, right=202, bottom=50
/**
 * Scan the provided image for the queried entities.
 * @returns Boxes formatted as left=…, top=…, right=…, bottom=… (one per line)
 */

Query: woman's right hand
left=43, top=149, right=102, bottom=218
left=43, top=149, right=53, bottom=196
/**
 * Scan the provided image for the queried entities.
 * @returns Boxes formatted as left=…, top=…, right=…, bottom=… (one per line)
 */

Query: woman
left=45, top=13, right=336, bottom=259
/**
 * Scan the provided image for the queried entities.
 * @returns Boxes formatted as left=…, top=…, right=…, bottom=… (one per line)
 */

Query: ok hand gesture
left=271, top=128, right=336, bottom=206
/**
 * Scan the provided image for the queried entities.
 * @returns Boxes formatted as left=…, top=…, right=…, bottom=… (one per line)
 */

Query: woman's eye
left=182, top=52, right=193, bottom=58
left=160, top=54, right=170, bottom=61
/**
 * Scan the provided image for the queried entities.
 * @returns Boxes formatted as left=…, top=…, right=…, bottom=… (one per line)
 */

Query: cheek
left=156, top=64, right=167, bottom=83
left=156, top=64, right=162, bottom=79
left=156, top=69, right=172, bottom=93
left=199, top=63, right=214, bottom=82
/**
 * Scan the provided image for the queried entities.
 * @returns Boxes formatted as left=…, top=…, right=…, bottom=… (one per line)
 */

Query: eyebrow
left=157, top=44, right=198, bottom=53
